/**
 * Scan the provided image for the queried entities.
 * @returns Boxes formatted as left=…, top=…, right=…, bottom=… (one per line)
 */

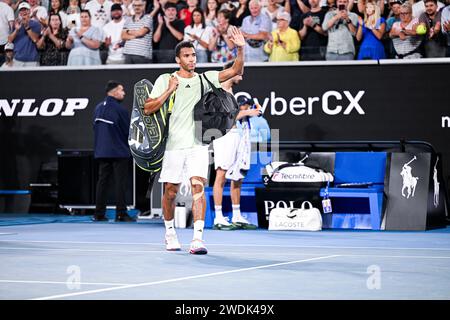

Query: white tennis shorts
left=159, top=145, right=209, bottom=184
left=213, top=130, right=241, bottom=171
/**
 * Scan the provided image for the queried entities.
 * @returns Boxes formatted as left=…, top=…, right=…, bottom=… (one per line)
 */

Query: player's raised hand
left=228, top=25, right=245, bottom=48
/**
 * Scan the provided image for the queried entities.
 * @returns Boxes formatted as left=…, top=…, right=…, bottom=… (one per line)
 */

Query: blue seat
left=319, top=152, right=387, bottom=230
left=204, top=151, right=271, bottom=228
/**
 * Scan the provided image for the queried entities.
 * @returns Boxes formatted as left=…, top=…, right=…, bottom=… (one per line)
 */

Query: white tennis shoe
left=165, top=232, right=181, bottom=251
left=189, top=239, right=208, bottom=255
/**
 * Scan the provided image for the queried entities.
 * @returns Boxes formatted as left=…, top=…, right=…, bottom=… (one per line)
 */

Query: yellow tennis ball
left=416, top=24, right=427, bottom=35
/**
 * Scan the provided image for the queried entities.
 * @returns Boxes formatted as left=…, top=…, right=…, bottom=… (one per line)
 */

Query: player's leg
left=212, top=132, right=240, bottom=230
left=230, top=180, right=256, bottom=230
left=159, top=150, right=185, bottom=251
left=213, top=168, right=236, bottom=230
left=186, top=146, right=209, bottom=254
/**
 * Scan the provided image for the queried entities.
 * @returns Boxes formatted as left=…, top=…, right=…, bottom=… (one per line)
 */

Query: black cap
left=111, top=3, right=123, bottom=11
left=105, top=80, right=122, bottom=93
left=237, top=96, right=253, bottom=107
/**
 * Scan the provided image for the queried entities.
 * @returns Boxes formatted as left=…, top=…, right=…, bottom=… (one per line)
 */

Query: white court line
left=0, top=247, right=169, bottom=254
left=31, top=255, right=340, bottom=300
left=2, top=247, right=450, bottom=259
left=340, top=254, right=450, bottom=259
left=0, top=280, right=132, bottom=286
left=1, top=239, right=450, bottom=251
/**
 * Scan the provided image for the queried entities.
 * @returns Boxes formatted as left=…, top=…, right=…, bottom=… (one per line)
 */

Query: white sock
left=214, top=205, right=224, bottom=220
left=193, top=220, right=204, bottom=240
left=164, top=219, right=176, bottom=235
left=232, top=205, right=242, bottom=221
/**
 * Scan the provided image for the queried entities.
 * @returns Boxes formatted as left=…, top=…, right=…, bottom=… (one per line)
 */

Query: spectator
left=153, top=2, right=184, bottom=63
left=412, top=0, right=444, bottom=18
left=322, top=0, right=359, bottom=60
left=49, top=0, right=68, bottom=28
left=264, top=11, right=300, bottom=60
left=103, top=3, right=126, bottom=64
left=93, top=80, right=135, bottom=223
left=240, top=0, right=272, bottom=61
left=121, top=0, right=152, bottom=63
left=66, top=9, right=103, bottom=65
left=1, top=42, right=15, bottom=67
left=298, top=0, right=327, bottom=60
left=288, top=0, right=310, bottom=30
left=8, top=2, right=41, bottom=67
left=385, top=0, right=402, bottom=58
left=205, top=0, right=219, bottom=27
left=37, top=13, right=69, bottom=65
left=184, top=8, right=212, bottom=62
left=418, top=0, right=447, bottom=57
left=230, top=0, right=250, bottom=26
left=0, top=0, right=14, bottom=66
left=179, top=0, right=199, bottom=26
left=85, top=0, right=113, bottom=28
left=442, top=1, right=450, bottom=57
left=386, top=0, right=402, bottom=32
left=29, top=0, right=48, bottom=24
left=357, top=0, right=384, bottom=15
left=356, top=0, right=386, bottom=59
left=262, top=0, right=284, bottom=30
left=389, top=2, right=423, bottom=58
left=209, top=8, right=237, bottom=62
left=66, top=0, right=82, bottom=30
left=323, top=0, right=337, bottom=11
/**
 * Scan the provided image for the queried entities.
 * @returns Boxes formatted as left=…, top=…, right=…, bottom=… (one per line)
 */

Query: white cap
left=276, top=11, right=291, bottom=23
left=18, top=2, right=31, bottom=11
left=5, top=42, right=14, bottom=51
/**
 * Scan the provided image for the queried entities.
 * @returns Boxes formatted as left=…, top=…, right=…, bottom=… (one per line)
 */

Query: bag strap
left=301, top=201, right=313, bottom=210
left=199, top=73, right=204, bottom=97
left=202, top=73, right=223, bottom=96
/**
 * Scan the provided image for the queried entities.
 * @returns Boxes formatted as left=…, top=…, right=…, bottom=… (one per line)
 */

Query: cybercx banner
left=0, top=62, right=449, bottom=195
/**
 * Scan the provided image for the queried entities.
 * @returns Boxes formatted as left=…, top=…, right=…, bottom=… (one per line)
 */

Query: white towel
left=225, top=120, right=251, bottom=181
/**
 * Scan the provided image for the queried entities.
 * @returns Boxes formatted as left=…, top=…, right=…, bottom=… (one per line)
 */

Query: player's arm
left=236, top=108, right=261, bottom=120
left=143, top=76, right=178, bottom=115
left=218, top=26, right=245, bottom=83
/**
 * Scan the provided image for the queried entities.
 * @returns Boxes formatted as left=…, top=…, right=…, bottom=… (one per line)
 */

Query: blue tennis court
left=0, top=215, right=449, bottom=300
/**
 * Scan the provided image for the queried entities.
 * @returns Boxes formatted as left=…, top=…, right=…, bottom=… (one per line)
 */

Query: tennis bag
left=268, top=201, right=322, bottom=231
left=194, top=74, right=239, bottom=144
left=128, top=78, right=175, bottom=173
left=264, top=161, right=334, bottom=188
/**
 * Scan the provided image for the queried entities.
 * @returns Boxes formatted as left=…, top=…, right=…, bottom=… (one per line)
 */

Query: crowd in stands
left=1, top=0, right=450, bottom=67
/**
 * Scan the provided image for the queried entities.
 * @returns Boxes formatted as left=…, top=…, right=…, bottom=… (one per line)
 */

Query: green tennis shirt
left=149, top=70, right=221, bottom=151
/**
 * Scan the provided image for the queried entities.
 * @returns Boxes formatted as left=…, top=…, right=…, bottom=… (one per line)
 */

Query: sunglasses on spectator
left=400, top=12, right=411, bottom=15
